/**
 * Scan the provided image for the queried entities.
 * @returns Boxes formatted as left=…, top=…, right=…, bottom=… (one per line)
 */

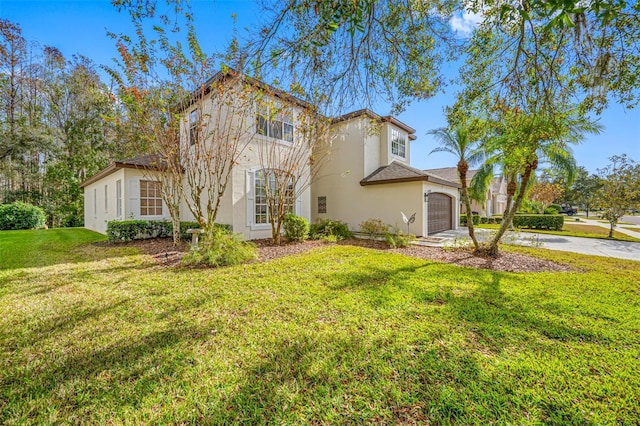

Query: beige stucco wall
left=84, top=168, right=172, bottom=234
left=84, top=168, right=125, bottom=234
left=178, top=88, right=312, bottom=240
left=312, top=116, right=456, bottom=236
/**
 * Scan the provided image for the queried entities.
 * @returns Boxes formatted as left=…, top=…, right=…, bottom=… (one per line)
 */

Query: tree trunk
left=457, top=162, right=479, bottom=250
left=608, top=221, right=614, bottom=238
left=488, top=163, right=536, bottom=256
left=171, top=213, right=181, bottom=247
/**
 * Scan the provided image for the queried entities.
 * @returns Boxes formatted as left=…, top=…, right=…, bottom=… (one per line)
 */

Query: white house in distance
left=81, top=74, right=462, bottom=238
left=424, top=167, right=508, bottom=217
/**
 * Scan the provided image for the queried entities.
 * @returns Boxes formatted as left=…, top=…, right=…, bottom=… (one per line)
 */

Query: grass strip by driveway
left=477, top=223, right=640, bottom=242
left=0, top=229, right=639, bottom=424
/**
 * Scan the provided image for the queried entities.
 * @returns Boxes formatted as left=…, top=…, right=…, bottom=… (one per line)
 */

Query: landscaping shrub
left=460, top=213, right=480, bottom=226
left=479, top=216, right=502, bottom=224
left=0, top=202, right=46, bottom=230
left=512, top=214, right=564, bottom=231
left=359, top=218, right=388, bottom=239
left=106, top=219, right=230, bottom=242
left=384, top=226, right=415, bottom=248
left=182, top=226, right=256, bottom=267
left=309, top=219, right=353, bottom=240
left=545, top=204, right=562, bottom=215
left=283, top=214, right=309, bottom=242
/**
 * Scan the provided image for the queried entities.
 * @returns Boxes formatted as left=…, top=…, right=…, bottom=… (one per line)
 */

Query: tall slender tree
left=429, top=126, right=483, bottom=250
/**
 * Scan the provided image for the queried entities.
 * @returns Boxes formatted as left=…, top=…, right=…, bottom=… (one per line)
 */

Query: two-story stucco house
left=312, top=110, right=461, bottom=236
left=81, top=75, right=462, bottom=239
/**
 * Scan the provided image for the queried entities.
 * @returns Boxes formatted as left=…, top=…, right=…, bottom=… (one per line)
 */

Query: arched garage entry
left=428, top=192, right=452, bottom=234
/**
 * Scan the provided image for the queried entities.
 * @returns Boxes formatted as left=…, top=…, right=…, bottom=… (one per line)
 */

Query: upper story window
left=256, top=104, right=294, bottom=142
left=189, top=108, right=198, bottom=145
left=140, top=180, right=163, bottom=216
left=391, top=128, right=406, bottom=159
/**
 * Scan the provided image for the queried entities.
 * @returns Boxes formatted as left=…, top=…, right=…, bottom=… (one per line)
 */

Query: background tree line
left=0, top=19, right=132, bottom=227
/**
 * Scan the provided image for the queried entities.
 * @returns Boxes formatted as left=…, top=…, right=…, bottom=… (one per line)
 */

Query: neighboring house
left=81, top=77, right=462, bottom=238
left=424, top=167, right=508, bottom=217
left=312, top=110, right=461, bottom=236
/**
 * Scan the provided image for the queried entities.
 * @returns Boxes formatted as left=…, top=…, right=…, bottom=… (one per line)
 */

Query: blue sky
left=2, top=0, right=638, bottom=174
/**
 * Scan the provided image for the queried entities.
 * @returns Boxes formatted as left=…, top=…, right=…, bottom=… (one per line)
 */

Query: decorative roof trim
left=79, top=159, right=168, bottom=188
left=333, top=108, right=417, bottom=138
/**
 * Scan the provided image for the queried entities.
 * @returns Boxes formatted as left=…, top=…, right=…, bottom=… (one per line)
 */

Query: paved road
left=622, top=215, right=640, bottom=226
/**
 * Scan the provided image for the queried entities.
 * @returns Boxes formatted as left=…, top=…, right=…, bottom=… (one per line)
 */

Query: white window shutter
left=128, top=180, right=140, bottom=218
left=246, top=170, right=254, bottom=226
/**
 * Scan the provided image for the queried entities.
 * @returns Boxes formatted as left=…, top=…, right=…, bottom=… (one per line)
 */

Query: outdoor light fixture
left=424, top=190, right=432, bottom=202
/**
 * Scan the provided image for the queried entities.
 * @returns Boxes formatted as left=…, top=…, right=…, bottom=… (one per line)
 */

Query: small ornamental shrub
left=0, top=202, right=46, bottom=230
left=309, top=219, right=353, bottom=241
left=512, top=214, right=564, bottom=231
left=283, top=214, right=309, bottom=242
left=359, top=218, right=389, bottom=239
left=182, top=226, right=256, bottom=267
left=460, top=214, right=480, bottom=226
left=384, top=226, right=415, bottom=248
left=545, top=204, right=562, bottom=215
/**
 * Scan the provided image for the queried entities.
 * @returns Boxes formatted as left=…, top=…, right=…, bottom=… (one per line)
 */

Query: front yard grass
left=1, top=229, right=638, bottom=424
left=477, top=222, right=640, bottom=242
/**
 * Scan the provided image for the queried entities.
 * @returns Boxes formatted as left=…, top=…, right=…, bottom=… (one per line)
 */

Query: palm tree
left=429, top=126, right=484, bottom=251
left=475, top=110, right=601, bottom=256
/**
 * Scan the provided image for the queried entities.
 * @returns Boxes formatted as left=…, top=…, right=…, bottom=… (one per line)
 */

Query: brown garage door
left=428, top=193, right=452, bottom=234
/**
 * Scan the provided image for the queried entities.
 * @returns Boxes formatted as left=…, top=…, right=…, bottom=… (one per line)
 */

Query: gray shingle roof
left=423, top=167, right=478, bottom=183
left=361, top=162, right=461, bottom=187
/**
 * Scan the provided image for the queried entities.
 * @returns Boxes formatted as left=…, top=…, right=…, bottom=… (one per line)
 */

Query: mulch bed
left=99, top=237, right=575, bottom=272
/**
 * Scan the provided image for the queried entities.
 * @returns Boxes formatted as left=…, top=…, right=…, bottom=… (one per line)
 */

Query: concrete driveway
left=428, top=227, right=640, bottom=262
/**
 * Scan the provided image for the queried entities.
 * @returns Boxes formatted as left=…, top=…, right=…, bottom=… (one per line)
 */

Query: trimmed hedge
left=0, top=202, right=46, bottom=230
left=460, top=214, right=504, bottom=226
left=106, top=220, right=231, bottom=242
left=460, top=214, right=480, bottom=225
left=513, top=214, right=564, bottom=231
left=480, top=216, right=502, bottom=224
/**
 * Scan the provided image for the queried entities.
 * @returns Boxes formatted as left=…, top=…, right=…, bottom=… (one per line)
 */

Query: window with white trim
left=391, top=128, right=406, bottom=158
left=189, top=108, right=198, bottom=145
left=140, top=180, right=162, bottom=216
left=256, top=104, right=294, bottom=142
left=116, top=180, right=122, bottom=217
left=253, top=169, right=295, bottom=225
left=104, top=184, right=108, bottom=213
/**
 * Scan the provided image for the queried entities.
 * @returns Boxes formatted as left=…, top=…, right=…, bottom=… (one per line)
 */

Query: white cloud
left=450, top=10, right=483, bottom=36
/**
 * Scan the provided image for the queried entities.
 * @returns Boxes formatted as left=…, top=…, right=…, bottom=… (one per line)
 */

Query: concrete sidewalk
left=419, top=226, right=640, bottom=262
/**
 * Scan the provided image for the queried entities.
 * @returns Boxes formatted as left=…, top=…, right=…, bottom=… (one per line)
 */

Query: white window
left=104, top=184, right=108, bottom=213
left=391, top=128, right=406, bottom=158
left=140, top=180, right=162, bottom=216
left=116, top=180, right=122, bottom=217
left=93, top=188, right=97, bottom=218
left=253, top=169, right=295, bottom=225
left=256, top=104, right=294, bottom=142
left=189, top=108, right=198, bottom=145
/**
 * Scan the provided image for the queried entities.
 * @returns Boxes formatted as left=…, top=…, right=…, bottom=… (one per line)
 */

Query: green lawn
left=1, top=229, right=639, bottom=424
left=477, top=223, right=640, bottom=242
